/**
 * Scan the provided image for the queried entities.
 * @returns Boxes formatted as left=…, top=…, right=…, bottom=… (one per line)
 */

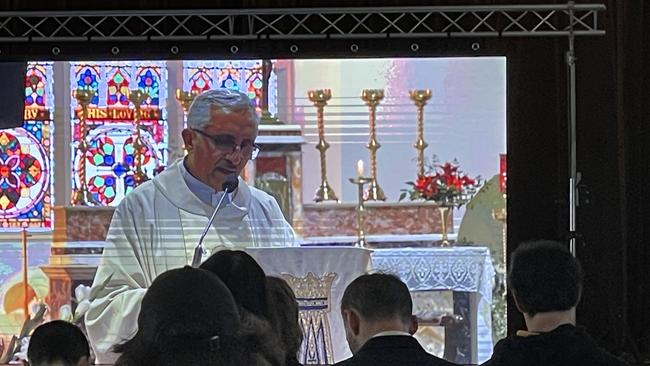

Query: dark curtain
left=505, top=0, right=650, bottom=362
left=503, top=0, right=650, bottom=362
left=604, top=0, right=650, bottom=360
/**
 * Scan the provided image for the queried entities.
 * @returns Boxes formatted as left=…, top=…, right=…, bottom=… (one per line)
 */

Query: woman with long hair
left=200, top=250, right=285, bottom=366
left=267, top=276, right=304, bottom=366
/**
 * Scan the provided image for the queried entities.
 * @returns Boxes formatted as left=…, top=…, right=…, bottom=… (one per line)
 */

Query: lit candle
left=356, top=160, right=365, bottom=177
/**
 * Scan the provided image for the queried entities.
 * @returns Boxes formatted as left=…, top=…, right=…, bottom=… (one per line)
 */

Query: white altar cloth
left=371, top=246, right=495, bottom=364
left=246, top=246, right=372, bottom=364
left=247, top=246, right=494, bottom=365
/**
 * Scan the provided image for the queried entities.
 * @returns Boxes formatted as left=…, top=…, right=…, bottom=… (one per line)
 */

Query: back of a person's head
left=200, top=250, right=269, bottom=318
left=509, top=240, right=584, bottom=316
left=266, top=276, right=303, bottom=363
left=231, top=308, right=286, bottom=366
left=114, top=266, right=241, bottom=366
left=341, top=273, right=412, bottom=323
left=28, top=320, right=90, bottom=366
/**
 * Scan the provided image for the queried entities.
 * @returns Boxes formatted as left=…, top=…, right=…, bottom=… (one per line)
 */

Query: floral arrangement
left=60, top=273, right=112, bottom=325
left=399, top=158, right=481, bottom=207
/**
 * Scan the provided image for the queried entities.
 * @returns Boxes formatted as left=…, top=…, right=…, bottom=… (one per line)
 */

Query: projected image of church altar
left=0, top=57, right=506, bottom=365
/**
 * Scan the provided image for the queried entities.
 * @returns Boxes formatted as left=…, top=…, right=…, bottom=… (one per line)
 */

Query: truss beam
left=0, top=4, right=605, bottom=43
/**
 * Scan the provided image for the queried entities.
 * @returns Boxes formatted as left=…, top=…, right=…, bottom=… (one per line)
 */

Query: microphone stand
left=191, top=190, right=232, bottom=268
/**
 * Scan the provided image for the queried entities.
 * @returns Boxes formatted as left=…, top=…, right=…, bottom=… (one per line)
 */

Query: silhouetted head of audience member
left=509, top=240, right=583, bottom=318
left=233, top=308, right=286, bottom=366
left=200, top=250, right=269, bottom=318
left=113, top=266, right=241, bottom=366
left=28, top=320, right=90, bottom=366
left=266, top=276, right=303, bottom=366
left=340, top=273, right=415, bottom=354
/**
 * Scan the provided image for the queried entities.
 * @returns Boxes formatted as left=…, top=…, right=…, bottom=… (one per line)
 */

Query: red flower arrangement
left=400, top=158, right=481, bottom=207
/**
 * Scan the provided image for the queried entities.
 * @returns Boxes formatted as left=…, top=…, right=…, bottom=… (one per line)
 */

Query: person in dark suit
left=333, top=273, right=459, bottom=366
left=482, top=240, right=629, bottom=366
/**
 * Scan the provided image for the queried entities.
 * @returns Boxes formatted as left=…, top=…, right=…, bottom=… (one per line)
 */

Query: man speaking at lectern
left=85, top=89, right=297, bottom=363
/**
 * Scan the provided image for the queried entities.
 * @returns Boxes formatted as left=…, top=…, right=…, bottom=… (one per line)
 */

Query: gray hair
left=187, top=89, right=259, bottom=130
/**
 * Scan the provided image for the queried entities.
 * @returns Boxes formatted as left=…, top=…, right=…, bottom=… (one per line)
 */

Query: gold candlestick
left=175, top=89, right=198, bottom=159
left=71, top=88, right=98, bottom=205
left=439, top=205, right=452, bottom=247
left=175, top=88, right=198, bottom=114
left=128, top=89, right=150, bottom=185
left=361, top=89, right=386, bottom=201
left=308, top=89, right=338, bottom=202
left=349, top=176, right=372, bottom=247
left=410, top=89, right=432, bottom=177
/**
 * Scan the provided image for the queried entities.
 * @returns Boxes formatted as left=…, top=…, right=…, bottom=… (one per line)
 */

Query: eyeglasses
left=192, top=129, right=260, bottom=160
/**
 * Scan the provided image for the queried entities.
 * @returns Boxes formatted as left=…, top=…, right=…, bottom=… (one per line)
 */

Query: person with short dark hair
left=113, top=266, right=282, bottom=366
left=267, top=276, right=303, bottom=366
left=482, top=240, right=629, bottom=366
left=28, top=320, right=90, bottom=366
left=334, top=273, right=458, bottom=366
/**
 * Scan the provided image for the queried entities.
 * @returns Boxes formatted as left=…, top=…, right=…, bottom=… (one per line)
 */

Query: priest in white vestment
left=85, top=89, right=298, bottom=363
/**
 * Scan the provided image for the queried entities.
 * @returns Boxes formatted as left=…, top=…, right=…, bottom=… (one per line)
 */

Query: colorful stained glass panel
left=136, top=67, right=161, bottom=106
left=25, top=64, right=49, bottom=109
left=183, top=60, right=277, bottom=116
left=188, top=67, right=212, bottom=95
left=0, top=121, right=52, bottom=228
left=106, top=66, right=130, bottom=107
left=0, top=62, right=55, bottom=229
left=70, top=61, right=168, bottom=207
left=74, top=64, right=100, bottom=105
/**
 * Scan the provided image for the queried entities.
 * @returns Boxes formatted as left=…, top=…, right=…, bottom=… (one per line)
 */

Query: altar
left=248, top=245, right=494, bottom=365
left=34, top=229, right=494, bottom=365
left=247, top=246, right=372, bottom=365
left=28, top=189, right=498, bottom=365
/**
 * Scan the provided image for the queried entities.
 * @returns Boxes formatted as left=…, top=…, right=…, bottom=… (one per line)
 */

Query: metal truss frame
left=0, top=3, right=604, bottom=43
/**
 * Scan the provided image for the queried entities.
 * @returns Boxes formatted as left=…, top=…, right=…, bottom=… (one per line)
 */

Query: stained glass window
left=0, top=62, right=54, bottom=229
left=136, top=66, right=161, bottom=106
left=183, top=60, right=277, bottom=116
left=73, top=64, right=101, bottom=105
left=106, top=66, right=129, bottom=107
left=187, top=67, right=212, bottom=95
left=70, top=61, right=168, bottom=206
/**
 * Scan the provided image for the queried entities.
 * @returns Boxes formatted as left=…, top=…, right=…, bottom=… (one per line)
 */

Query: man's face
left=183, top=106, right=258, bottom=191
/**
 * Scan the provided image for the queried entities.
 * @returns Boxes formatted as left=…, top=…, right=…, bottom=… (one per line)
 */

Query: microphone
left=191, top=174, right=239, bottom=267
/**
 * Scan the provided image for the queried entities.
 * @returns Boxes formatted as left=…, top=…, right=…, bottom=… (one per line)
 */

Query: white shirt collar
left=180, top=158, right=222, bottom=207
left=370, top=330, right=412, bottom=339
left=152, top=158, right=249, bottom=216
left=179, top=158, right=248, bottom=211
